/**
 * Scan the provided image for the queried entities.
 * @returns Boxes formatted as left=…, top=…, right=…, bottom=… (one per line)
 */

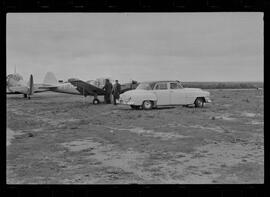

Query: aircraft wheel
left=93, top=98, right=100, bottom=105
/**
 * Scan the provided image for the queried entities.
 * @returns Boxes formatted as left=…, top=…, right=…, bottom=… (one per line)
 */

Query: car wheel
left=93, top=98, right=100, bottom=105
left=194, top=97, right=204, bottom=108
left=142, top=100, right=153, bottom=110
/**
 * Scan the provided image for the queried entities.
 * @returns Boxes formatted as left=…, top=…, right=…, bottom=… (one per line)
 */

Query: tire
left=93, top=98, right=100, bottom=105
left=130, top=105, right=140, bottom=110
left=194, top=97, right=204, bottom=108
left=142, top=100, right=153, bottom=110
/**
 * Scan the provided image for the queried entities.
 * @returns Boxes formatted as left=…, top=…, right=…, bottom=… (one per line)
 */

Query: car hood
left=121, top=89, right=148, bottom=96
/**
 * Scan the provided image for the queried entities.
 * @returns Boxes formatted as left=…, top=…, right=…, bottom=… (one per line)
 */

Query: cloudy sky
left=7, top=13, right=263, bottom=83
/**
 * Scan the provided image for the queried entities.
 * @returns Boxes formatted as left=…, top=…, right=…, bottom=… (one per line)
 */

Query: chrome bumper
left=205, top=98, right=212, bottom=103
left=119, top=99, right=135, bottom=105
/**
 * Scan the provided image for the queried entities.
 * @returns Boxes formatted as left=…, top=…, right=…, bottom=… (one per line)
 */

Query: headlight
left=204, top=91, right=210, bottom=96
left=119, top=96, right=132, bottom=104
left=205, top=96, right=211, bottom=103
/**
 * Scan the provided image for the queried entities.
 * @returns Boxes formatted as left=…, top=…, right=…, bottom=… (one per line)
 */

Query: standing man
left=112, top=80, right=121, bottom=105
left=107, top=79, right=113, bottom=104
left=102, top=79, right=113, bottom=104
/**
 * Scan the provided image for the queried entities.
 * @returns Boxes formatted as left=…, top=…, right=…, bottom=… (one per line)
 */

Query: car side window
left=170, top=83, right=182, bottom=89
left=155, top=83, right=168, bottom=90
left=170, top=83, right=178, bottom=89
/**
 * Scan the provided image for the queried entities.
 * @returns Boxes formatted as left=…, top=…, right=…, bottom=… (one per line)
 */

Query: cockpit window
left=7, top=74, right=23, bottom=81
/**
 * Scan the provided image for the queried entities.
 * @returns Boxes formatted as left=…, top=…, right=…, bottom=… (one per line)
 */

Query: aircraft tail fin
left=28, top=74, right=34, bottom=95
left=43, top=72, right=58, bottom=85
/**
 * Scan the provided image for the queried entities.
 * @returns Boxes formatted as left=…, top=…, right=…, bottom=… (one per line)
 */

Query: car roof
left=140, top=80, right=180, bottom=84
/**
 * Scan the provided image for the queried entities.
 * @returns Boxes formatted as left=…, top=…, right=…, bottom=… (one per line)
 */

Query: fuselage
left=50, top=82, right=81, bottom=95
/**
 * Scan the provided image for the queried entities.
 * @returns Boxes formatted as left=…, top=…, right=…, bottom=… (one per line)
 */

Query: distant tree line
left=181, top=82, right=263, bottom=89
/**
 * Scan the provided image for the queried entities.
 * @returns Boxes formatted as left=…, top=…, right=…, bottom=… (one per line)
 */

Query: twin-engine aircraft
left=6, top=73, right=46, bottom=99
left=6, top=72, right=74, bottom=99
left=7, top=72, right=139, bottom=104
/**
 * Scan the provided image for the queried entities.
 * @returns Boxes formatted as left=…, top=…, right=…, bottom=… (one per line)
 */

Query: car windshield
left=136, top=83, right=153, bottom=90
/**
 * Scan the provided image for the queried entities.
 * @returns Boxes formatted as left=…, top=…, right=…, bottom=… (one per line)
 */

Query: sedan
left=119, top=80, right=211, bottom=110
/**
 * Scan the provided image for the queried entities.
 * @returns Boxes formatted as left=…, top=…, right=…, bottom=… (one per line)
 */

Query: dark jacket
left=112, top=83, right=121, bottom=97
left=103, top=82, right=113, bottom=94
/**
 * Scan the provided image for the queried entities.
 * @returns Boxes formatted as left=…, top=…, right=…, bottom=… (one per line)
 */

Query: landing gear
left=93, top=98, right=100, bottom=105
left=23, top=94, right=31, bottom=99
left=93, top=94, right=100, bottom=105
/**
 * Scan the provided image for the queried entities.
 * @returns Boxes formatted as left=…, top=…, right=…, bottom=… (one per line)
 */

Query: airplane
left=38, top=72, right=139, bottom=104
left=7, top=71, right=139, bottom=103
left=40, top=72, right=82, bottom=95
left=6, top=73, right=47, bottom=99
left=68, top=78, right=139, bottom=104
left=6, top=71, right=76, bottom=99
left=40, top=72, right=139, bottom=104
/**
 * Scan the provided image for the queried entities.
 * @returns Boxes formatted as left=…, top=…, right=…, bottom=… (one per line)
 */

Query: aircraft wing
left=30, top=84, right=59, bottom=93
left=6, top=87, right=52, bottom=94
left=68, top=79, right=106, bottom=96
left=6, top=91, right=23, bottom=94
left=36, top=84, right=59, bottom=89
left=120, top=82, right=139, bottom=94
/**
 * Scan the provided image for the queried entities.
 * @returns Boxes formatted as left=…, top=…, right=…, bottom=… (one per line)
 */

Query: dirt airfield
left=7, top=89, right=264, bottom=184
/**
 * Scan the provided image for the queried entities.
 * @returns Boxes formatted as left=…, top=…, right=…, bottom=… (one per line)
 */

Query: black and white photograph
left=6, top=13, right=263, bottom=184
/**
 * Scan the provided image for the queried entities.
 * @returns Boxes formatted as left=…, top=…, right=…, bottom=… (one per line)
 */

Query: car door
left=169, top=82, right=186, bottom=105
left=152, top=82, right=170, bottom=105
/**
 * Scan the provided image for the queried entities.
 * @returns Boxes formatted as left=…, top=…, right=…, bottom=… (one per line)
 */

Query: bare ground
left=6, top=89, right=264, bottom=184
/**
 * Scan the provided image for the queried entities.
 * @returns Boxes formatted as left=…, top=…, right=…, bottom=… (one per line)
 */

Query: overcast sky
left=7, top=13, right=263, bottom=83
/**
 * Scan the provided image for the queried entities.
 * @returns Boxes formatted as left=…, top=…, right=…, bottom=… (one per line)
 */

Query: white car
left=119, top=80, right=211, bottom=110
